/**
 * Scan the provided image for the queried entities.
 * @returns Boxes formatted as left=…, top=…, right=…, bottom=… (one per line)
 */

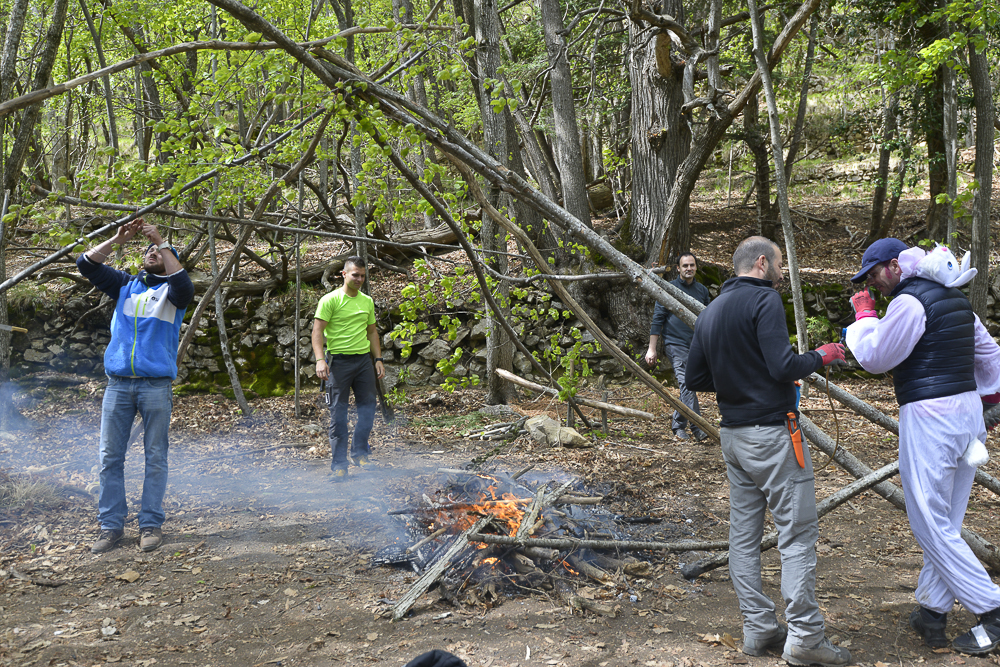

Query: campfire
left=376, top=467, right=660, bottom=620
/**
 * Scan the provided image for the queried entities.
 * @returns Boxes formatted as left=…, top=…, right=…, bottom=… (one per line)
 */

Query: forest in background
left=0, top=0, right=998, bottom=417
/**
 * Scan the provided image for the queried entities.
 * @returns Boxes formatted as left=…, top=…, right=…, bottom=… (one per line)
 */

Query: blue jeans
left=98, top=376, right=173, bottom=531
left=326, top=354, right=377, bottom=472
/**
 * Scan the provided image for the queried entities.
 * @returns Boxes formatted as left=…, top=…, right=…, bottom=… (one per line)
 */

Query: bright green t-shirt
left=315, top=289, right=376, bottom=355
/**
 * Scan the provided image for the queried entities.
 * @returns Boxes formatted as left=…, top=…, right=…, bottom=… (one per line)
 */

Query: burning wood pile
left=377, top=467, right=659, bottom=621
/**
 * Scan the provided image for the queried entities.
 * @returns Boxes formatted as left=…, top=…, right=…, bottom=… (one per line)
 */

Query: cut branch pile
left=383, top=469, right=684, bottom=620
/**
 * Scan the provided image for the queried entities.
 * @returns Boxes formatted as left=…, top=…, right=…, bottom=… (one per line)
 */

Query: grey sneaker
left=139, top=527, right=163, bottom=552
left=743, top=623, right=787, bottom=656
left=673, top=429, right=690, bottom=440
left=91, top=529, right=124, bottom=554
left=782, top=638, right=851, bottom=667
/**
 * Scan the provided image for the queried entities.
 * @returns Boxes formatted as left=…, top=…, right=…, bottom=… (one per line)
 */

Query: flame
left=561, top=560, right=579, bottom=575
left=425, top=474, right=530, bottom=543
left=482, top=557, right=499, bottom=565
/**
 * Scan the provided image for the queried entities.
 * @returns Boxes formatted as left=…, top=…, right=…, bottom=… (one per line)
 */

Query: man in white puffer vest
left=847, top=238, right=1000, bottom=655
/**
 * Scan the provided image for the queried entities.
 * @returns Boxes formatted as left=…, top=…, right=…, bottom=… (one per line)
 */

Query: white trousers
left=899, top=391, right=1000, bottom=615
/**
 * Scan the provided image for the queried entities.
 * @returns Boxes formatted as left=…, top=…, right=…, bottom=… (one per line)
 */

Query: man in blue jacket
left=686, top=236, right=849, bottom=666
left=645, top=252, right=711, bottom=440
left=76, top=218, right=194, bottom=554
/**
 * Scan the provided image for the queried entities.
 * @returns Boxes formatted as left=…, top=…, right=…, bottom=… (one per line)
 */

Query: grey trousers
left=720, top=423, right=825, bottom=648
left=667, top=344, right=704, bottom=435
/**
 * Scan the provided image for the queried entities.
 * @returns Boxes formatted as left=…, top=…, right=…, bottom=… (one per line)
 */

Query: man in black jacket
left=645, top=252, right=711, bottom=441
left=686, top=236, right=849, bottom=666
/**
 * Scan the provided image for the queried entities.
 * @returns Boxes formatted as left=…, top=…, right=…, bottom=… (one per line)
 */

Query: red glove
left=850, top=289, right=878, bottom=321
left=815, top=342, right=846, bottom=367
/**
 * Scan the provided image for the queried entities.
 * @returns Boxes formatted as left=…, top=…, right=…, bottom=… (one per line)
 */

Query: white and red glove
left=850, top=289, right=878, bottom=321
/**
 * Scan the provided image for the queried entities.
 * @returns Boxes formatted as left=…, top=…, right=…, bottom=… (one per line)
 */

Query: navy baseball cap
left=851, top=238, right=908, bottom=283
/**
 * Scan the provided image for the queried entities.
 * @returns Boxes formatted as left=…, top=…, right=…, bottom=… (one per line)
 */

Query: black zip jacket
left=685, top=276, right=824, bottom=427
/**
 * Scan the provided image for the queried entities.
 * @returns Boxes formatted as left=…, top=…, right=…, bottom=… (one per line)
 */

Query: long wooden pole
left=494, top=369, right=654, bottom=420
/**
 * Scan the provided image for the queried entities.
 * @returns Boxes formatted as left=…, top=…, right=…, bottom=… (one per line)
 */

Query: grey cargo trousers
left=720, top=423, right=826, bottom=649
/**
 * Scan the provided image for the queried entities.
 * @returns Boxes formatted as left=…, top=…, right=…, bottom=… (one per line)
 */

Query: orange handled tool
left=787, top=411, right=805, bottom=468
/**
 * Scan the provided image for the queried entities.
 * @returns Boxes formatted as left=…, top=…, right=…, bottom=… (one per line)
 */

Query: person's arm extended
left=367, top=323, right=385, bottom=379
left=846, top=295, right=925, bottom=374
left=312, top=318, right=329, bottom=381
left=755, top=292, right=824, bottom=382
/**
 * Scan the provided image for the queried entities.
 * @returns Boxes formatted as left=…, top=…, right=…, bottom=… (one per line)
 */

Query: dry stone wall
left=7, top=270, right=1000, bottom=395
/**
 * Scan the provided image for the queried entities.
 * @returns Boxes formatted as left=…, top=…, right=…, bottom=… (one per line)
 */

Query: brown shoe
left=139, top=527, right=163, bottom=552
left=91, top=529, right=124, bottom=554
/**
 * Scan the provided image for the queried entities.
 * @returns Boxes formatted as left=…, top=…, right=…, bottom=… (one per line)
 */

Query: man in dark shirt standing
left=686, top=236, right=849, bottom=666
left=645, top=252, right=711, bottom=441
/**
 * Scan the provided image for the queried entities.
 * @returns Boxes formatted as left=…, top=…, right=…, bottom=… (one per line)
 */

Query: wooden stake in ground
left=390, top=515, right=491, bottom=622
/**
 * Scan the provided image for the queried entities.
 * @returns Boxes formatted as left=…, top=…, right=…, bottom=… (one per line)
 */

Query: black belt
left=327, top=353, right=367, bottom=359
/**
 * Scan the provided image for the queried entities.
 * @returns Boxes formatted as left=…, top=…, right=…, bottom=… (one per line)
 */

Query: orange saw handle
left=787, top=412, right=805, bottom=468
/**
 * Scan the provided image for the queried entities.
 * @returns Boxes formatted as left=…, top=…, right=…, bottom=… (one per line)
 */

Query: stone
left=470, top=319, right=489, bottom=341
left=473, top=347, right=488, bottom=362
left=24, top=349, right=53, bottom=363
left=405, top=363, right=433, bottom=385
left=597, top=358, right=624, bottom=375
left=514, top=352, right=533, bottom=374
left=255, top=301, right=284, bottom=323
left=276, top=327, right=296, bottom=347
left=525, top=334, right=540, bottom=348
left=411, top=332, right=432, bottom=346
left=450, top=328, right=470, bottom=348
left=418, top=339, right=452, bottom=362
left=524, top=415, right=592, bottom=448
left=382, top=364, right=402, bottom=392
left=451, top=364, right=468, bottom=377
left=47, top=344, right=64, bottom=356
left=428, top=371, right=445, bottom=385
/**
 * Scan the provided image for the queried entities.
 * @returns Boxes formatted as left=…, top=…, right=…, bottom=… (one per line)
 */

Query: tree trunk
left=868, top=85, right=899, bottom=246
left=923, top=65, right=948, bottom=241
left=943, top=62, right=958, bottom=242
left=783, top=12, right=817, bottom=181
left=748, top=0, right=809, bottom=353
left=539, top=0, right=591, bottom=229
left=474, top=0, right=514, bottom=404
left=968, top=33, right=993, bottom=320
left=78, top=0, right=119, bottom=168
left=391, top=0, right=438, bottom=230
left=744, top=92, right=776, bottom=239
left=627, top=0, right=691, bottom=264
left=0, top=0, right=29, bottom=105
left=3, top=0, right=69, bottom=194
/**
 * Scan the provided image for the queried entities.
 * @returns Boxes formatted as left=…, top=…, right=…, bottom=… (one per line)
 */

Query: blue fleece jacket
left=77, top=255, right=195, bottom=379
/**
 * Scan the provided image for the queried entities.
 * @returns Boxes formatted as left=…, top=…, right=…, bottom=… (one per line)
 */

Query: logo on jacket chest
left=123, top=284, right=177, bottom=323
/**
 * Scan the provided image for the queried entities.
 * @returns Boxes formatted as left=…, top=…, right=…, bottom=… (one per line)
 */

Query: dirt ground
left=2, top=374, right=1000, bottom=667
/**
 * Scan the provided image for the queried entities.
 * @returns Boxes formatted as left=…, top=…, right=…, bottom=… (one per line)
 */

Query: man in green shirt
left=311, top=256, right=385, bottom=481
